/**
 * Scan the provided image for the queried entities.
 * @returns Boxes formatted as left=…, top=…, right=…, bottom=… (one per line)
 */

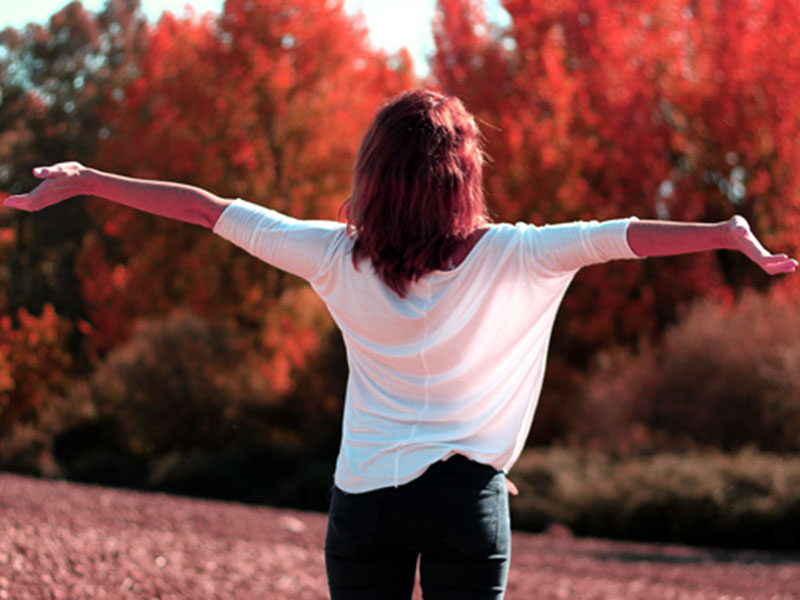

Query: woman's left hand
left=3, top=162, right=96, bottom=212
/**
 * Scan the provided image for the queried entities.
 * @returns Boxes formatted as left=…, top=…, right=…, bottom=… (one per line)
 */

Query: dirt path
left=1, top=473, right=798, bottom=599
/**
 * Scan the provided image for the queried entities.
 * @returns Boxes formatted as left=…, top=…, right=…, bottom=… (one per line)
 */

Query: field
left=1, top=473, right=799, bottom=599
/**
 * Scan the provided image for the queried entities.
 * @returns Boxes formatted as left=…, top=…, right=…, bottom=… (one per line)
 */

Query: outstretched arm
left=3, top=162, right=231, bottom=229
left=627, top=217, right=797, bottom=276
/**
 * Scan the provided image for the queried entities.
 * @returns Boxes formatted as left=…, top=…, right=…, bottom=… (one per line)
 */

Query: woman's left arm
left=627, top=216, right=797, bottom=276
left=3, top=162, right=231, bottom=229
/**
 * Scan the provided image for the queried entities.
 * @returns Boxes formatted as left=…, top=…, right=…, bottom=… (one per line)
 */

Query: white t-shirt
left=214, top=199, right=640, bottom=493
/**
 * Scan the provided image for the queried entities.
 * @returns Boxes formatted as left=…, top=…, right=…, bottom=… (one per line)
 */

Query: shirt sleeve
left=523, top=217, right=642, bottom=275
left=212, top=199, right=349, bottom=283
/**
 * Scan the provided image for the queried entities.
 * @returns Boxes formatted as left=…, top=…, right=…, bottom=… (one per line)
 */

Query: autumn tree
left=0, top=0, right=147, bottom=432
left=431, top=0, right=800, bottom=363
left=82, top=0, right=415, bottom=390
left=0, top=0, right=147, bottom=321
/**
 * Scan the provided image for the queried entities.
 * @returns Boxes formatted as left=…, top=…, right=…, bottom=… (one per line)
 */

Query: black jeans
left=324, top=454, right=511, bottom=599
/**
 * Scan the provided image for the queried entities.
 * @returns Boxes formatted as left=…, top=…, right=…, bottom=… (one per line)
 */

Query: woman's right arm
left=627, top=216, right=797, bottom=276
left=3, top=162, right=231, bottom=229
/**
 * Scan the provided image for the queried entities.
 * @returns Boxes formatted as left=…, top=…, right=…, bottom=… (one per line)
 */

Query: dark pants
left=324, top=454, right=511, bottom=599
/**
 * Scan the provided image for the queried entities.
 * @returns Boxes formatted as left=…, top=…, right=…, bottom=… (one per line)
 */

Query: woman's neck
left=443, top=227, right=489, bottom=270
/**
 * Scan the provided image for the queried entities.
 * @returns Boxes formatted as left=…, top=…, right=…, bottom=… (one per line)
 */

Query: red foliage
left=0, top=304, right=72, bottom=432
left=79, top=0, right=415, bottom=390
left=573, top=291, right=800, bottom=453
left=7, top=0, right=800, bottom=439
left=431, top=0, right=800, bottom=359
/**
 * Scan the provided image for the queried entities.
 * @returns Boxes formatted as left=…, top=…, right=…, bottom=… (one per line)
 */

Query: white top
left=214, top=199, right=641, bottom=493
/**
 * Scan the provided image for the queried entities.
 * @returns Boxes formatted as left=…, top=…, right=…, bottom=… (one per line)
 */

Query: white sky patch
left=345, top=0, right=437, bottom=71
left=1, top=0, right=510, bottom=77
left=1, top=0, right=219, bottom=27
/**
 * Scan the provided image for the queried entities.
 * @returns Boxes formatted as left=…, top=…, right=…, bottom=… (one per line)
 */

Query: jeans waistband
left=428, top=453, right=501, bottom=479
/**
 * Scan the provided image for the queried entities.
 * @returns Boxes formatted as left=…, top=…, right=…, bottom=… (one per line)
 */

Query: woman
left=4, top=89, right=796, bottom=599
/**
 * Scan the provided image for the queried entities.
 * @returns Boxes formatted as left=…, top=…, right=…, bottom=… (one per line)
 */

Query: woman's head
left=344, top=89, right=489, bottom=297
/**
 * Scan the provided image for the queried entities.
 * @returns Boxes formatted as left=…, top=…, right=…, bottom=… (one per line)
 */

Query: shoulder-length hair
left=342, top=89, right=489, bottom=297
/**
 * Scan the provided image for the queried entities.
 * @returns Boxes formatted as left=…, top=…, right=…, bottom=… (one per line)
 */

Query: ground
left=1, top=473, right=798, bottom=599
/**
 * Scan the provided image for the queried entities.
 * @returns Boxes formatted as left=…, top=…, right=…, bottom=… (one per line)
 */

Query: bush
left=0, top=422, right=60, bottom=477
left=53, top=311, right=278, bottom=459
left=572, top=292, right=800, bottom=452
left=510, top=447, right=800, bottom=550
left=146, top=444, right=336, bottom=510
left=37, top=310, right=345, bottom=502
left=0, top=304, right=73, bottom=434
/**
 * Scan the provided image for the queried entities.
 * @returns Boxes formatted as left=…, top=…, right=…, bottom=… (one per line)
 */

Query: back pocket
left=437, top=473, right=505, bottom=558
left=325, top=486, right=383, bottom=558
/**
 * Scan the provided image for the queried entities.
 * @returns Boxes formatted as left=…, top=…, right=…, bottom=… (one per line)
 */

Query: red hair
left=343, top=89, right=489, bottom=297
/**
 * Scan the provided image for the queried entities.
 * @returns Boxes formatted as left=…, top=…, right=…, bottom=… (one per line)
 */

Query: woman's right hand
left=3, top=162, right=97, bottom=212
left=726, top=215, right=797, bottom=275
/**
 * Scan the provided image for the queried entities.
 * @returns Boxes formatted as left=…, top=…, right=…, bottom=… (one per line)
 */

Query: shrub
left=59, top=311, right=276, bottom=458
left=573, top=292, right=800, bottom=452
left=510, top=447, right=800, bottom=550
left=43, top=309, right=346, bottom=501
left=0, top=304, right=72, bottom=434
left=0, top=422, right=60, bottom=477
left=145, top=444, right=336, bottom=510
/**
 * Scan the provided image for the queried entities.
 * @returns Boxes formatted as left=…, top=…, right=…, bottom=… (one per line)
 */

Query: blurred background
left=1, top=0, right=800, bottom=551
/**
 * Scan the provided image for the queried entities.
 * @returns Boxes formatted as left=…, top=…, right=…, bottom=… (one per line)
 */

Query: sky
left=1, top=0, right=511, bottom=77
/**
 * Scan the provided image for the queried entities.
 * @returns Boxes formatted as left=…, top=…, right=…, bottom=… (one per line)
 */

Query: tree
left=0, top=0, right=147, bottom=432
left=0, top=0, right=147, bottom=323
left=80, top=0, right=416, bottom=391
left=431, top=0, right=800, bottom=363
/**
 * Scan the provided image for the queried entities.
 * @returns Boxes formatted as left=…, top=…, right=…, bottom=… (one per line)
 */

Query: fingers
left=759, top=251, right=794, bottom=263
left=766, top=263, right=797, bottom=275
left=33, top=166, right=57, bottom=179
left=761, top=256, right=798, bottom=275
left=3, top=192, right=46, bottom=212
left=33, top=164, right=68, bottom=179
left=3, top=194, right=30, bottom=210
left=4, top=179, right=73, bottom=212
left=32, top=161, right=84, bottom=179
